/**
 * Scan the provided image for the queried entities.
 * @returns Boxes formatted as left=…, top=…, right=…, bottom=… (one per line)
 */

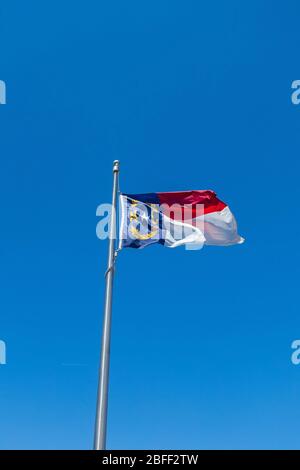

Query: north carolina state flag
left=119, top=190, right=244, bottom=250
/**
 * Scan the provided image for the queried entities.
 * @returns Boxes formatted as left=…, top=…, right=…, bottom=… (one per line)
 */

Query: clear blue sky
left=1, top=0, right=300, bottom=450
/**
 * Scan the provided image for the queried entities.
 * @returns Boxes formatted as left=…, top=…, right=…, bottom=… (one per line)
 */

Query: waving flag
left=119, top=190, right=244, bottom=250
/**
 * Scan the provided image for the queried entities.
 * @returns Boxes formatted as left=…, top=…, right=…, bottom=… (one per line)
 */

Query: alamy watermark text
left=0, top=340, right=6, bottom=365
left=0, top=80, right=6, bottom=104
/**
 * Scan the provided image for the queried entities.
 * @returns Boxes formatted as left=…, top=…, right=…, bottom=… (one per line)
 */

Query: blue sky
left=1, top=0, right=300, bottom=450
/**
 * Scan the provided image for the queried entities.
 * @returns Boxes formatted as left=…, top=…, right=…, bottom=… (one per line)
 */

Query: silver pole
left=94, top=160, right=120, bottom=450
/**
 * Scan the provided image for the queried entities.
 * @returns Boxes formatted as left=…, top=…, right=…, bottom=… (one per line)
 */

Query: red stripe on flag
left=157, top=190, right=227, bottom=220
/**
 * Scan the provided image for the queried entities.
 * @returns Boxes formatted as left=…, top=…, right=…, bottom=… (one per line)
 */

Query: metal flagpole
left=94, top=160, right=120, bottom=450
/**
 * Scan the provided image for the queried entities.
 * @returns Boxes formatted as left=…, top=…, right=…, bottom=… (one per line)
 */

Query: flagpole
left=94, top=160, right=120, bottom=450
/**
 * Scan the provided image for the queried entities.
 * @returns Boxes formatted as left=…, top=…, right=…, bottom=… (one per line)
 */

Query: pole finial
left=113, top=160, right=120, bottom=172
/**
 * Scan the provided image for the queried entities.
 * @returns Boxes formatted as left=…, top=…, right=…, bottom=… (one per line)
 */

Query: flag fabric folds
left=119, top=190, right=244, bottom=250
